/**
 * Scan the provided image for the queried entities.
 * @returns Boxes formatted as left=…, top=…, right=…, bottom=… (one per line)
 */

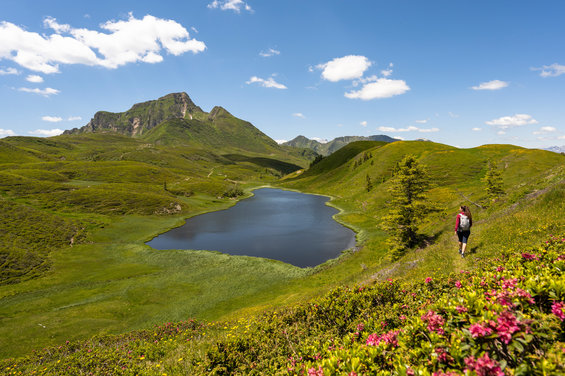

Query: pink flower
left=455, top=280, right=462, bottom=289
left=456, top=305, right=468, bottom=314
left=432, top=371, right=459, bottom=376
left=308, top=366, right=325, bottom=376
left=366, top=333, right=380, bottom=346
left=365, top=329, right=400, bottom=347
left=552, top=301, right=565, bottom=321
left=465, top=353, right=504, bottom=376
left=495, top=311, right=521, bottom=344
left=469, top=322, right=493, bottom=338
left=496, top=266, right=504, bottom=272
left=421, top=310, right=445, bottom=335
left=425, top=277, right=433, bottom=284
left=435, top=347, right=451, bottom=363
left=521, top=253, right=538, bottom=261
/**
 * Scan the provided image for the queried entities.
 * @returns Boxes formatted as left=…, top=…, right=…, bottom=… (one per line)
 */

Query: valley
left=0, top=93, right=564, bottom=374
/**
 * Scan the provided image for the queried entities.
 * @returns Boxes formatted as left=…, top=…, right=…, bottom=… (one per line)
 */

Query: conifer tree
left=483, top=160, right=504, bottom=202
left=366, top=174, right=373, bottom=192
left=382, top=155, right=431, bottom=260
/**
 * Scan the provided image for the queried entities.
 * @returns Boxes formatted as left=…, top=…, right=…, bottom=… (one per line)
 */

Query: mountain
left=64, top=92, right=202, bottom=136
left=283, top=134, right=398, bottom=156
left=545, top=145, right=565, bottom=153
left=63, top=92, right=316, bottom=161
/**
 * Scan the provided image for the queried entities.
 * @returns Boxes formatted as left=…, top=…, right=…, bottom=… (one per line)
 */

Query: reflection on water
left=146, top=188, right=356, bottom=267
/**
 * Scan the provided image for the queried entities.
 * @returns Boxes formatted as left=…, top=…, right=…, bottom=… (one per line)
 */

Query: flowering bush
left=295, top=235, right=565, bottom=375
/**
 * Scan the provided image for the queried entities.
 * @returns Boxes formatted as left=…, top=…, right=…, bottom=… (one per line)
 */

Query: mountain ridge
left=283, top=134, right=398, bottom=156
left=64, top=92, right=203, bottom=137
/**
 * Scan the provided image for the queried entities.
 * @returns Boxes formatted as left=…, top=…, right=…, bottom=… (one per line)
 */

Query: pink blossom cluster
left=365, top=329, right=401, bottom=347
left=425, top=277, right=433, bottom=284
left=432, top=371, right=459, bottom=376
left=468, top=311, right=524, bottom=344
left=551, top=301, right=565, bottom=321
left=469, top=322, right=493, bottom=338
left=464, top=353, right=504, bottom=376
left=456, top=305, right=468, bottom=314
left=495, top=311, right=522, bottom=344
left=521, top=253, right=538, bottom=261
left=308, top=365, right=325, bottom=376
left=421, top=310, right=445, bottom=335
left=435, top=347, right=451, bottom=363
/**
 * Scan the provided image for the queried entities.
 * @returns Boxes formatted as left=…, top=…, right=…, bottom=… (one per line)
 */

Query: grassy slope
left=0, top=133, right=313, bottom=358
left=1, top=137, right=564, bottom=364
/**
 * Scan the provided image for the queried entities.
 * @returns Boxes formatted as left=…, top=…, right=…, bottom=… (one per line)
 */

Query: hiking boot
left=458, top=248, right=462, bottom=254
left=461, top=252, right=465, bottom=258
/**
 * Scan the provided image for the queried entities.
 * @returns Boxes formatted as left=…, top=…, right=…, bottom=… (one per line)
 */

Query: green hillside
left=1, top=130, right=564, bottom=373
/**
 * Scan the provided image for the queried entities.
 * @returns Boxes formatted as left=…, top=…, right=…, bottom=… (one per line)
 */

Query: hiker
left=455, top=205, right=472, bottom=257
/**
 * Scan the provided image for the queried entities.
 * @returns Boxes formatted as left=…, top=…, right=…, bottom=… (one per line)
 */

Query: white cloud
left=0, top=128, right=16, bottom=137
left=292, top=113, right=305, bottom=119
left=0, top=14, right=206, bottom=74
left=449, top=112, right=459, bottom=118
left=415, top=119, right=428, bottom=124
left=360, top=121, right=367, bottom=127
left=275, top=139, right=287, bottom=144
left=0, top=67, right=19, bottom=75
left=28, top=128, right=64, bottom=137
left=317, top=55, right=372, bottom=82
left=246, top=75, right=287, bottom=89
left=259, top=48, right=280, bottom=57
left=41, top=115, right=63, bottom=122
left=191, top=26, right=199, bottom=34
left=208, top=0, right=253, bottom=13
left=485, top=114, right=538, bottom=129
left=68, top=116, right=82, bottom=121
left=393, top=135, right=405, bottom=140
left=472, top=127, right=482, bottom=131
left=345, top=78, right=410, bottom=100
left=471, top=80, right=509, bottom=91
left=26, top=74, right=44, bottom=83
left=378, top=125, right=439, bottom=133
left=418, top=127, right=440, bottom=133
left=381, top=62, right=393, bottom=77
left=497, top=130, right=506, bottom=135
left=559, top=135, right=565, bottom=140
left=533, top=126, right=557, bottom=135
left=532, top=63, right=565, bottom=77
left=18, top=87, right=60, bottom=96
left=43, top=16, right=71, bottom=34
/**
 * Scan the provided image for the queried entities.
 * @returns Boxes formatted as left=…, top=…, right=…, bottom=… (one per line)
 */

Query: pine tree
left=483, top=160, right=504, bottom=202
left=382, top=155, right=431, bottom=260
left=366, top=174, right=373, bottom=192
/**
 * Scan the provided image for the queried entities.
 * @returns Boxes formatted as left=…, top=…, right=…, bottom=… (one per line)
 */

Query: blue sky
left=1, top=0, right=564, bottom=149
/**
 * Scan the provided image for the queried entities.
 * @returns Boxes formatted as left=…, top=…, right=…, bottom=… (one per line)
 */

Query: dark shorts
left=457, top=230, right=470, bottom=244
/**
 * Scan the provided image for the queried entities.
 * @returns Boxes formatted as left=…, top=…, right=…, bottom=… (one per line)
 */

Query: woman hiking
left=455, top=205, right=472, bottom=258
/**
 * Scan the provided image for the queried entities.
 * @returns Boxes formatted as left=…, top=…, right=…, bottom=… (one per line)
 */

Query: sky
left=1, top=0, right=564, bottom=149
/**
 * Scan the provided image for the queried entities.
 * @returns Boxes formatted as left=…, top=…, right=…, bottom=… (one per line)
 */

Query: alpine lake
left=147, top=188, right=356, bottom=267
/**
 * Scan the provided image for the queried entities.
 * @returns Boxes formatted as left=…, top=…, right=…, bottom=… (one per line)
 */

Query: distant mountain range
left=545, top=145, right=565, bottom=153
left=283, top=135, right=399, bottom=156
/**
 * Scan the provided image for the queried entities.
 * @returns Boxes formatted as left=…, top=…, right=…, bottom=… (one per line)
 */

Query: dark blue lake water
left=146, top=188, right=356, bottom=267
